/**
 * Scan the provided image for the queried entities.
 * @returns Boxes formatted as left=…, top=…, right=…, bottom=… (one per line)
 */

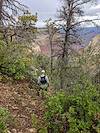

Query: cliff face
left=83, top=35, right=100, bottom=82
left=85, top=35, right=100, bottom=54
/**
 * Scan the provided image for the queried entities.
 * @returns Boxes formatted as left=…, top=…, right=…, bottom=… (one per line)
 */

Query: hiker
left=37, top=70, right=49, bottom=91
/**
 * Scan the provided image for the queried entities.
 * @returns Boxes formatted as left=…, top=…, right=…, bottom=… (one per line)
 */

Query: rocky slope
left=83, top=34, right=100, bottom=82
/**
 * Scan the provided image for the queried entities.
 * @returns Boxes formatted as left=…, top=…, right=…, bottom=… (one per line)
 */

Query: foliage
left=51, top=56, right=85, bottom=90
left=31, top=113, right=38, bottom=128
left=0, top=10, right=38, bottom=80
left=45, top=81, right=100, bottom=133
left=0, top=107, right=11, bottom=133
left=0, top=41, right=33, bottom=80
left=0, top=11, right=38, bottom=45
left=19, top=12, right=37, bottom=25
left=31, top=113, right=47, bottom=133
left=18, top=12, right=37, bottom=34
left=32, top=54, right=50, bottom=76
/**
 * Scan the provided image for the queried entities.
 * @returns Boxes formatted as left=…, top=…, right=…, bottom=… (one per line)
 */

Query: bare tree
left=57, top=0, right=99, bottom=89
left=0, top=1, right=38, bottom=44
left=9, top=11, right=37, bottom=43
left=0, top=0, right=26, bottom=25
left=0, top=0, right=27, bottom=42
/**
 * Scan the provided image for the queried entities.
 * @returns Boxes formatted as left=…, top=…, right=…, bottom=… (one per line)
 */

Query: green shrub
left=45, top=82, right=100, bottom=133
left=31, top=113, right=48, bottom=132
left=0, top=41, right=33, bottom=80
left=0, top=107, right=11, bottom=133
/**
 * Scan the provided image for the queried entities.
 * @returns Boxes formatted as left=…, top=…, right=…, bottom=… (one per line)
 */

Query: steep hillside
left=85, top=34, right=100, bottom=54
left=0, top=80, right=45, bottom=133
left=83, top=35, right=100, bottom=82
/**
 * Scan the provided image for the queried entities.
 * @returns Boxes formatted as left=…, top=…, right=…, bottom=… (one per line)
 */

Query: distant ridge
left=78, top=27, right=100, bottom=45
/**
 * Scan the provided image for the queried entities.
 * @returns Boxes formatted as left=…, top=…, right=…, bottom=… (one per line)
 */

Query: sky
left=21, top=0, right=100, bottom=27
left=21, top=0, right=59, bottom=19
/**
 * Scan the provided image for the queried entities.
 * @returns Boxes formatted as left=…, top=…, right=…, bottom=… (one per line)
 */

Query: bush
left=0, top=41, right=33, bottom=80
left=45, top=82, right=100, bottom=133
left=0, top=107, right=11, bottom=133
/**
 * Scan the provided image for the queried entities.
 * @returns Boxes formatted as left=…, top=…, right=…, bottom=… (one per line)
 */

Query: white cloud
left=36, top=21, right=46, bottom=28
left=79, top=15, right=100, bottom=27
left=90, top=4, right=100, bottom=10
left=22, top=0, right=58, bottom=20
left=85, top=4, right=100, bottom=16
left=22, top=0, right=100, bottom=27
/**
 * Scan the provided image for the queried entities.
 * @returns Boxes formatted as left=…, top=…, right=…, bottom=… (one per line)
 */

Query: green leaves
left=0, top=107, right=11, bottom=133
left=45, top=82, right=100, bottom=133
left=0, top=41, right=33, bottom=80
left=19, top=14, right=37, bottom=24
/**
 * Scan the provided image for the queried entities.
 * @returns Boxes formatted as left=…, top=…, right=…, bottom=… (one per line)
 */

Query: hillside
left=78, top=27, right=100, bottom=44
left=0, top=34, right=100, bottom=132
left=0, top=80, right=45, bottom=133
left=83, top=34, right=100, bottom=82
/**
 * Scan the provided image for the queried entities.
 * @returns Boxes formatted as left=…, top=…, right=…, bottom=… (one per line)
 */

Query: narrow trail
left=0, top=81, right=46, bottom=133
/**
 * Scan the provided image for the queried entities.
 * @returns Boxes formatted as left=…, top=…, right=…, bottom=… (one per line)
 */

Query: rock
left=28, top=128, right=37, bottom=133
left=31, top=101, right=36, bottom=106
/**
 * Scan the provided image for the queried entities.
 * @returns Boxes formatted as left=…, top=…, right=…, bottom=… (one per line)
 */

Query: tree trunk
left=49, top=35, right=53, bottom=81
left=60, top=31, right=69, bottom=89
left=50, top=39, right=53, bottom=80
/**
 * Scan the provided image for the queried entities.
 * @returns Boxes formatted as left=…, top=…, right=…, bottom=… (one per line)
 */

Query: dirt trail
left=0, top=81, right=45, bottom=133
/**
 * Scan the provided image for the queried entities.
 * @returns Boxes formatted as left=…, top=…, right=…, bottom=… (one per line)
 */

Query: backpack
left=40, top=76, right=47, bottom=84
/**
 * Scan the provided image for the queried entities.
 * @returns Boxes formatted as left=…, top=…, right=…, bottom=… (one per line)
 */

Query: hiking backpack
left=40, top=76, right=47, bottom=84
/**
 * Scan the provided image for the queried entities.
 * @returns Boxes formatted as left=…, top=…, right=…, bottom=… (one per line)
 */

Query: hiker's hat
left=41, top=70, right=45, bottom=73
